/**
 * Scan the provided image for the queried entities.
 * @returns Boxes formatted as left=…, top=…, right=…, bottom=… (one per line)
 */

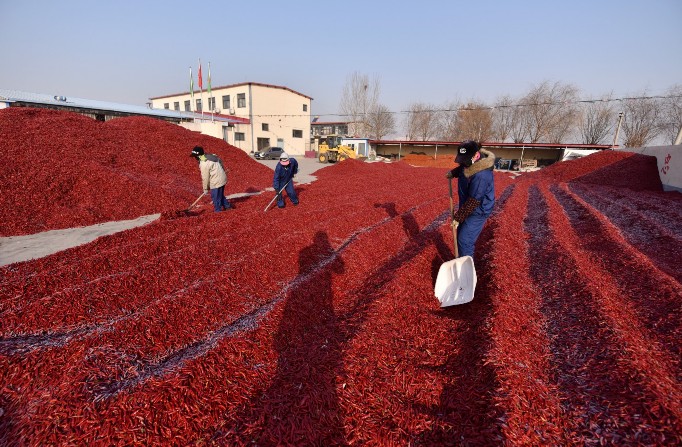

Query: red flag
left=198, top=61, right=203, bottom=90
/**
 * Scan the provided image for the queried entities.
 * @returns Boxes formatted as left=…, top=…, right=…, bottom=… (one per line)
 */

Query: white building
left=150, top=82, right=312, bottom=156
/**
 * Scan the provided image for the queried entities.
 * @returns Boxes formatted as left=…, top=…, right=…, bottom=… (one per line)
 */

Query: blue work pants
left=277, top=181, right=298, bottom=208
left=457, top=213, right=488, bottom=260
left=210, top=186, right=231, bottom=212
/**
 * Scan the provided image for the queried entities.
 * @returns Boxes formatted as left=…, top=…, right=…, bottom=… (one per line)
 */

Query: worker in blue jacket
left=273, top=152, right=299, bottom=208
left=446, top=140, right=495, bottom=260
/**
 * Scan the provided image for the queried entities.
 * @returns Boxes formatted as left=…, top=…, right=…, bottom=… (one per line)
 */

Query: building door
left=257, top=138, right=270, bottom=150
left=358, top=142, right=367, bottom=157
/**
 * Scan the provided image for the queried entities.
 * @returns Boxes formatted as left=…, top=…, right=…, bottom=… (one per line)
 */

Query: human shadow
left=414, top=187, right=517, bottom=443
left=418, top=211, right=503, bottom=443
left=374, top=201, right=454, bottom=292
left=374, top=202, right=420, bottom=239
left=239, top=231, right=347, bottom=445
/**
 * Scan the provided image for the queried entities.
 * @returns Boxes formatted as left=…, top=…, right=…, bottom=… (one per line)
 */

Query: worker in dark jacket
left=446, top=140, right=495, bottom=260
left=273, top=152, right=299, bottom=208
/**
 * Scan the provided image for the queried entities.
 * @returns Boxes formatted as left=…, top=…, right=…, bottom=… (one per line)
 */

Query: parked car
left=254, top=147, right=284, bottom=160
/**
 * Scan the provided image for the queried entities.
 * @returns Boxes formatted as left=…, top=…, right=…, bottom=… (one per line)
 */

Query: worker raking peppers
left=273, top=152, right=299, bottom=208
left=190, top=145, right=233, bottom=212
left=446, top=140, right=495, bottom=260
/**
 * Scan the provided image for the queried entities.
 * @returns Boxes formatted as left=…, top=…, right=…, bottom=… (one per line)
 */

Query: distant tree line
left=339, top=72, right=682, bottom=147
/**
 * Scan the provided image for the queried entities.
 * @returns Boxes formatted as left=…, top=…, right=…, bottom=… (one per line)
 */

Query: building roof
left=149, top=82, right=313, bottom=101
left=0, top=89, right=244, bottom=124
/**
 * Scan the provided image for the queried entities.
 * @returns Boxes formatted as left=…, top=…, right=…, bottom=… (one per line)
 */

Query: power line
left=245, top=93, right=682, bottom=120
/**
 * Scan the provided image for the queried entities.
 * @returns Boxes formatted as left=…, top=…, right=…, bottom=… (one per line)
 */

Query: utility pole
left=612, top=111, right=624, bottom=149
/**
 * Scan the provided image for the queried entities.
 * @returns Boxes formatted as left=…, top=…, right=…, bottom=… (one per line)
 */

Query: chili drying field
left=1, top=108, right=681, bottom=446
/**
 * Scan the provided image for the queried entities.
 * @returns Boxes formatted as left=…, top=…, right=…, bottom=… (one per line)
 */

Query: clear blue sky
left=1, top=0, right=680, bottom=121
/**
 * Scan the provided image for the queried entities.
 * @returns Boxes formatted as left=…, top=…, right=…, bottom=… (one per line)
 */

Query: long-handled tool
left=185, top=192, right=206, bottom=212
left=264, top=180, right=292, bottom=212
left=434, top=178, right=477, bottom=307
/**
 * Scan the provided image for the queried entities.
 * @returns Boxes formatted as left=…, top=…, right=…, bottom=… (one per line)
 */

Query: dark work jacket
left=273, top=158, right=299, bottom=190
left=451, top=149, right=496, bottom=218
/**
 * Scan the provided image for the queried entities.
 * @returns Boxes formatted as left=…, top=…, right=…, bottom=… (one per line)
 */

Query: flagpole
left=208, top=61, right=214, bottom=123
left=199, top=58, right=204, bottom=122
left=189, top=66, right=194, bottom=113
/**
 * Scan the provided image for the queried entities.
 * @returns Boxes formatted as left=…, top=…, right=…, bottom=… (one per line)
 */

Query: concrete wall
left=619, top=145, right=682, bottom=192
left=178, top=121, right=232, bottom=141
left=373, top=143, right=563, bottom=165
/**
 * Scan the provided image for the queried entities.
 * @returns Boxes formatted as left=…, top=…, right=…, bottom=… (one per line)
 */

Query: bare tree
left=438, top=101, right=460, bottom=141
left=621, top=93, right=661, bottom=148
left=509, top=103, right=529, bottom=143
left=519, top=80, right=580, bottom=143
left=659, top=84, right=682, bottom=144
left=405, top=102, right=440, bottom=141
left=491, top=95, right=516, bottom=142
left=367, top=104, right=396, bottom=139
left=455, top=101, right=493, bottom=142
left=339, top=72, right=380, bottom=137
left=578, top=94, right=616, bottom=144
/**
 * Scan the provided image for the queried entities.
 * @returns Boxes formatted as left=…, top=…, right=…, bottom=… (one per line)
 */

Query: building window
left=222, top=95, right=230, bottom=110
left=237, top=93, right=246, bottom=108
left=163, top=103, right=169, bottom=109
left=209, top=97, right=216, bottom=111
left=262, top=123, right=269, bottom=131
left=196, top=99, right=202, bottom=112
left=293, top=129, right=303, bottom=138
left=174, top=102, right=180, bottom=111
left=303, top=104, right=307, bottom=112
left=235, top=132, right=245, bottom=141
left=184, top=100, right=191, bottom=111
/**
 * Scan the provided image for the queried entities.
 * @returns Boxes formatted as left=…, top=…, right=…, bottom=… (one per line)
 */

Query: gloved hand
left=445, top=170, right=454, bottom=179
left=203, top=189, right=208, bottom=194
left=454, top=197, right=481, bottom=222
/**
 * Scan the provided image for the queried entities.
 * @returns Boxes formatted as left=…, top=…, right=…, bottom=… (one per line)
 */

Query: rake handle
left=188, top=192, right=206, bottom=210
left=448, top=178, right=459, bottom=258
left=263, top=179, right=292, bottom=212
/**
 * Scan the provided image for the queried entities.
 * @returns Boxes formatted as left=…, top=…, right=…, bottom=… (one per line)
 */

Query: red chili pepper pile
left=0, top=108, right=273, bottom=236
left=1, top=112, right=680, bottom=446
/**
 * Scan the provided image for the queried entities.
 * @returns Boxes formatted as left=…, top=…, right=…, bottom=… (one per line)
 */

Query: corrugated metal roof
left=0, top=89, right=242, bottom=124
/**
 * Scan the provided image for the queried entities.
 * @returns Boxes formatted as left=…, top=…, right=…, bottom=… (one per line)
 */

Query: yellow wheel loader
left=317, top=135, right=357, bottom=163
